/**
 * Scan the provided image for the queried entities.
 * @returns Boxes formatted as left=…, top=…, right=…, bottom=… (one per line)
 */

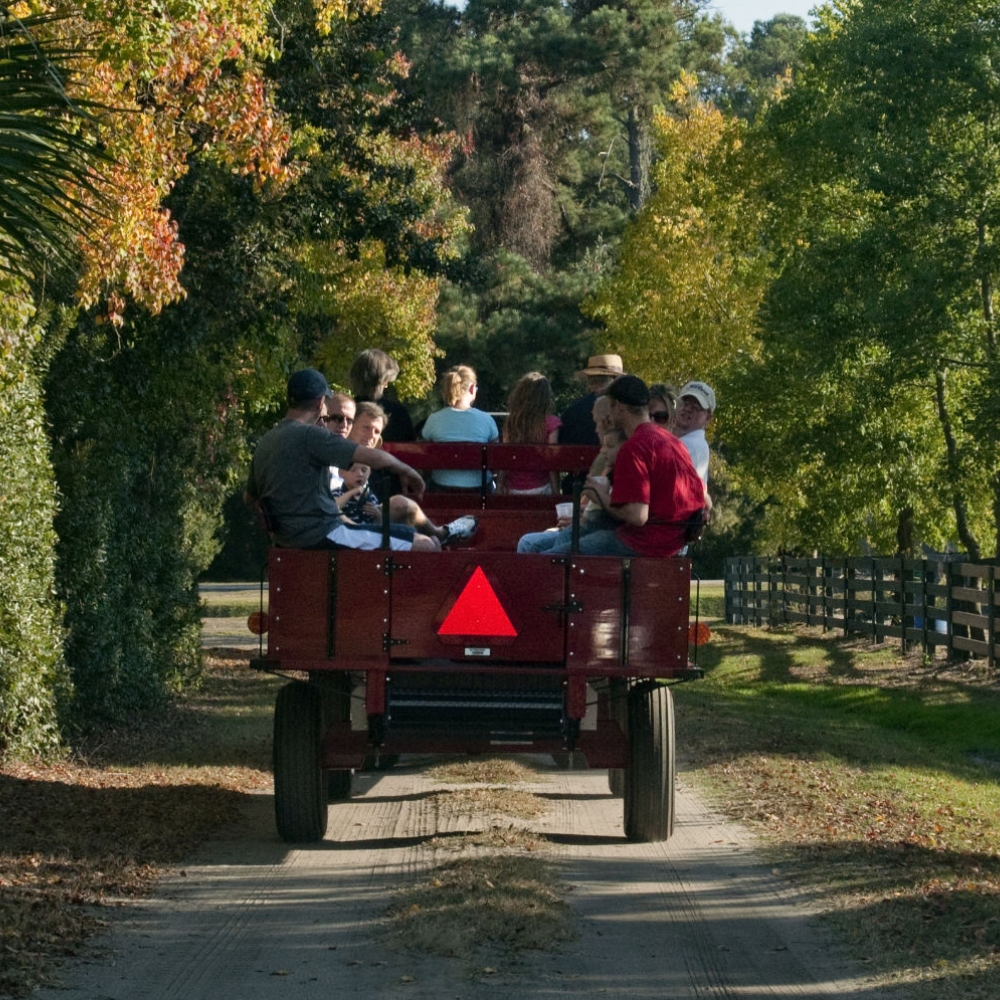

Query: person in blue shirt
left=421, top=365, right=499, bottom=490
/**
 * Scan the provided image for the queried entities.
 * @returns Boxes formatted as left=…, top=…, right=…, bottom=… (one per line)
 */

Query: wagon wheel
left=607, top=678, right=628, bottom=797
left=273, top=681, right=329, bottom=843
left=623, top=681, right=675, bottom=842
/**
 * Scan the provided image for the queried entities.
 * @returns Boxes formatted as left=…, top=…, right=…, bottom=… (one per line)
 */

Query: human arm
left=353, top=445, right=425, bottom=499
left=333, top=486, right=364, bottom=511
left=583, top=473, right=649, bottom=526
left=546, top=417, right=560, bottom=493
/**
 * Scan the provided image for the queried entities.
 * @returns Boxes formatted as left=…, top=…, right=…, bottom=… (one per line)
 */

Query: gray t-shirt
left=246, top=419, right=359, bottom=548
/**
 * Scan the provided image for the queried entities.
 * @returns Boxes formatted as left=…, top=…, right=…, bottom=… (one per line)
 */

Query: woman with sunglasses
left=647, top=382, right=677, bottom=429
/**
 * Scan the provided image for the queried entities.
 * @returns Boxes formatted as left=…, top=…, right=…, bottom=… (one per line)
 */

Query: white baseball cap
left=678, top=381, right=716, bottom=413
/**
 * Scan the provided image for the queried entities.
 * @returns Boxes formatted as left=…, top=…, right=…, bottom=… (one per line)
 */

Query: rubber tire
left=623, top=682, right=675, bottom=842
left=274, top=681, right=328, bottom=843
left=608, top=679, right=627, bottom=797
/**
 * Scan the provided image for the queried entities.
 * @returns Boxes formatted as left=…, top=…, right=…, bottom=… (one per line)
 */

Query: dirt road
left=34, top=758, right=888, bottom=1000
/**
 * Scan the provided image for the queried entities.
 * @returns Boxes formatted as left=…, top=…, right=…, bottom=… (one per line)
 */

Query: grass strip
left=677, top=617, right=1000, bottom=1000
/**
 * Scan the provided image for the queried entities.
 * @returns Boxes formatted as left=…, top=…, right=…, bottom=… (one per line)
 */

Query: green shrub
left=0, top=292, right=71, bottom=758
left=48, top=307, right=243, bottom=725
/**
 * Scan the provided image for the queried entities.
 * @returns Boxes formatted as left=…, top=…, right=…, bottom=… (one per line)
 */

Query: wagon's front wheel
left=623, top=682, right=675, bottom=842
left=274, top=681, right=328, bottom=843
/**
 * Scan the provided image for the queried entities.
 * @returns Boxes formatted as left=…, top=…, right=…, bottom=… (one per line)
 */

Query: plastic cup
left=555, top=502, right=573, bottom=520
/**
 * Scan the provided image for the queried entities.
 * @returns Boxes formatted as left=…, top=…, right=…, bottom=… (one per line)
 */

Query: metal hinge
left=382, top=634, right=410, bottom=651
left=381, top=557, right=410, bottom=577
left=544, top=598, right=584, bottom=615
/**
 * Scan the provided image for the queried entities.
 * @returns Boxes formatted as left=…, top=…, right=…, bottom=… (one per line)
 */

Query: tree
left=723, top=0, right=1000, bottom=557
left=713, top=14, right=808, bottom=121
left=572, top=0, right=725, bottom=211
left=41, top=0, right=467, bottom=727
left=584, top=73, right=769, bottom=386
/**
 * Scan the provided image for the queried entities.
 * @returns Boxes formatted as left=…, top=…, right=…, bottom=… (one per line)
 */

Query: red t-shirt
left=610, top=421, right=705, bottom=556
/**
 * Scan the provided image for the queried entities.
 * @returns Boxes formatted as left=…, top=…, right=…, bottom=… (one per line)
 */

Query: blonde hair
left=503, top=371, right=554, bottom=444
left=440, top=365, right=476, bottom=407
left=648, top=382, right=678, bottom=421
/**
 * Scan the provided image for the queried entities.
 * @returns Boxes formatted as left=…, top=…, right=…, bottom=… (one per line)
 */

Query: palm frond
left=0, top=5, right=107, bottom=283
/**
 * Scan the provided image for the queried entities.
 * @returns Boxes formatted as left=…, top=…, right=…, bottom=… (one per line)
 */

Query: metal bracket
left=544, top=599, right=583, bottom=615
left=382, top=633, right=410, bottom=651
left=381, top=557, right=410, bottom=577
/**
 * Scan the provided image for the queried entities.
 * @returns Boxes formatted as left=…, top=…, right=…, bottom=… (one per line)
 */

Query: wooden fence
left=723, top=555, right=1000, bottom=667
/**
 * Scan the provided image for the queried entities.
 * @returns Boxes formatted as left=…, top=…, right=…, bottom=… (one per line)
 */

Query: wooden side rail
left=383, top=441, right=486, bottom=470
left=383, top=442, right=598, bottom=481
left=486, top=443, right=598, bottom=473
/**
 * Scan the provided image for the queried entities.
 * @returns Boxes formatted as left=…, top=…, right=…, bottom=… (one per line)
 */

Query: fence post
left=946, top=561, right=956, bottom=660
left=899, top=555, right=907, bottom=653
left=871, top=557, right=879, bottom=643
left=844, top=559, right=852, bottom=638
left=990, top=564, right=997, bottom=673
left=822, top=556, right=830, bottom=632
left=781, top=554, right=788, bottom=625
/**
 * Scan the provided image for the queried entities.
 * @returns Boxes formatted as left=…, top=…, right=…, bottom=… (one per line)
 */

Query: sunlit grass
left=675, top=621, right=1000, bottom=999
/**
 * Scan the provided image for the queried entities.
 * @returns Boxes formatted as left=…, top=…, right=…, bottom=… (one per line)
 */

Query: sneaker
left=442, top=515, right=478, bottom=545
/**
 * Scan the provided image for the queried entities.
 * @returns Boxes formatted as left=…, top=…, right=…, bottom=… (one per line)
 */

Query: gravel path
left=35, top=758, right=889, bottom=999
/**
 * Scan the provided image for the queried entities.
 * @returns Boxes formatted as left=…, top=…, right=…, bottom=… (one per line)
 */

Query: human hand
left=399, top=466, right=425, bottom=500
left=336, top=486, right=363, bottom=509
left=584, top=474, right=610, bottom=505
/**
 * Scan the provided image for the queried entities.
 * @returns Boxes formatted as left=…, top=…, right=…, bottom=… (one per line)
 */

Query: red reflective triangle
left=438, top=566, right=517, bottom=637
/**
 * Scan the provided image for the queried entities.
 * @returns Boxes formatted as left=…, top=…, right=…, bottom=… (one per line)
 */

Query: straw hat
left=575, top=354, right=624, bottom=378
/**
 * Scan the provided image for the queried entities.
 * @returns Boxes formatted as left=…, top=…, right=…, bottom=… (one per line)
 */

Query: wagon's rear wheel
left=623, top=682, right=675, bottom=842
left=274, top=681, right=328, bottom=843
left=608, top=678, right=627, bottom=797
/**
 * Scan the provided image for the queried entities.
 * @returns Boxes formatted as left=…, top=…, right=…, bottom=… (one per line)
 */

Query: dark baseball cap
left=603, top=374, right=650, bottom=407
left=287, top=367, right=333, bottom=405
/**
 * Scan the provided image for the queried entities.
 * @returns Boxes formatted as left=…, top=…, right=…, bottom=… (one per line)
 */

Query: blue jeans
left=545, top=528, right=638, bottom=557
left=517, top=512, right=618, bottom=554
left=517, top=527, right=568, bottom=553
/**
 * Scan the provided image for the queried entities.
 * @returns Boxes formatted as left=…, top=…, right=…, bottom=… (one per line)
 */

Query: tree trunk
left=978, top=217, right=997, bottom=353
left=934, top=369, right=980, bottom=560
left=626, top=105, right=650, bottom=212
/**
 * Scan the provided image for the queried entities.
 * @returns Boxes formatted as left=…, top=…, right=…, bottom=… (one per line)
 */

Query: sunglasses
left=323, top=414, right=354, bottom=425
left=650, top=412, right=671, bottom=424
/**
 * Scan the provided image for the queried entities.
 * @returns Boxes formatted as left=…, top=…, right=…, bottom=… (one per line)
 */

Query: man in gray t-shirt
left=245, top=368, right=437, bottom=551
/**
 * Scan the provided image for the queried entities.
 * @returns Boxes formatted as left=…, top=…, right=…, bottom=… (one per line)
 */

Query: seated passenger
left=331, top=462, right=378, bottom=524
left=498, top=372, right=561, bottom=495
left=323, top=390, right=356, bottom=491
left=518, top=375, right=704, bottom=557
left=346, top=400, right=478, bottom=545
left=421, top=365, right=499, bottom=491
left=517, top=420, right=625, bottom=553
left=244, top=368, right=439, bottom=552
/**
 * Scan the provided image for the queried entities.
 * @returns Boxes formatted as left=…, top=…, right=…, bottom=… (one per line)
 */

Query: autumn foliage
left=31, top=1, right=296, bottom=325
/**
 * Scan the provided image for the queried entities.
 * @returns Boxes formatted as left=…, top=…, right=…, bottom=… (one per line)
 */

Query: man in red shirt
left=546, top=374, right=705, bottom=557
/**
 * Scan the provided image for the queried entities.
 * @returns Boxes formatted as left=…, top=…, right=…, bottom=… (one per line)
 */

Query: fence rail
left=723, top=556, right=1000, bottom=667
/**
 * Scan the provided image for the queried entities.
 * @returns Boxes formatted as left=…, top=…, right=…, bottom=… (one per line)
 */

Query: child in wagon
left=331, top=462, right=380, bottom=524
